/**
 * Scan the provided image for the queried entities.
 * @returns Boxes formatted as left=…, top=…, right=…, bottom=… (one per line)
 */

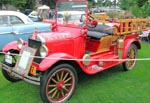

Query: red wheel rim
left=46, top=68, right=75, bottom=102
left=126, top=47, right=136, bottom=69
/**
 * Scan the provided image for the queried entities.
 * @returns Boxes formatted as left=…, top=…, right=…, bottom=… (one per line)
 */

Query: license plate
left=5, top=53, right=12, bottom=64
left=30, top=66, right=37, bottom=76
left=14, top=46, right=36, bottom=75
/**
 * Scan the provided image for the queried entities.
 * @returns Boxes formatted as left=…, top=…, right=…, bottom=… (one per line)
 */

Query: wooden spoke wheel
left=40, top=64, right=77, bottom=103
left=123, top=44, right=137, bottom=71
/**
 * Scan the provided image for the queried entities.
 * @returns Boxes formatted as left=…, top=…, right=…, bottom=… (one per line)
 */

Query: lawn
left=0, top=42, right=150, bottom=103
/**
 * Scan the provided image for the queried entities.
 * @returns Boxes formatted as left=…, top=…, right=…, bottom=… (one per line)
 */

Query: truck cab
left=1, top=0, right=148, bottom=103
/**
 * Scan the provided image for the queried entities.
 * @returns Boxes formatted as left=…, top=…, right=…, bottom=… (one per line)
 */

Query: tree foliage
left=1, top=0, right=150, bottom=18
left=119, top=0, right=150, bottom=17
left=137, top=0, right=148, bottom=7
left=0, top=0, right=35, bottom=11
left=0, top=0, right=11, bottom=9
left=40, top=0, right=56, bottom=9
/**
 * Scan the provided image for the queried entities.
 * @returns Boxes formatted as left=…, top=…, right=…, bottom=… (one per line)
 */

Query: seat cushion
left=88, top=24, right=114, bottom=35
left=87, top=31, right=108, bottom=40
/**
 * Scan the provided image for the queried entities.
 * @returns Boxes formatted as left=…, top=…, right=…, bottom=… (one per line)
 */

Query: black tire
left=40, top=64, right=78, bottom=103
left=2, top=51, right=21, bottom=82
left=123, top=44, right=138, bottom=71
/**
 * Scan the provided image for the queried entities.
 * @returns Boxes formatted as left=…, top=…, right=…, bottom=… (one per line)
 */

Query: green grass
left=0, top=43, right=150, bottom=103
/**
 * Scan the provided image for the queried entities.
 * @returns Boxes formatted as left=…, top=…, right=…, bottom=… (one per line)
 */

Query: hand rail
left=114, top=18, right=148, bottom=35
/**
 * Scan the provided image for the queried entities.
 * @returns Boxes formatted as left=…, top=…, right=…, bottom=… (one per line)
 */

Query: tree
left=119, top=0, right=150, bottom=17
left=137, top=0, right=148, bottom=7
left=40, top=0, right=56, bottom=9
left=102, top=0, right=112, bottom=7
left=0, top=0, right=12, bottom=9
left=25, top=0, right=35, bottom=9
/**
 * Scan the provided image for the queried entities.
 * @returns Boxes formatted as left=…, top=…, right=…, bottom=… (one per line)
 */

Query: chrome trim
left=0, top=29, right=49, bottom=35
left=17, top=38, right=24, bottom=49
left=0, top=32, right=12, bottom=34
left=2, top=63, right=40, bottom=85
left=36, top=34, right=46, bottom=45
left=92, top=65, right=103, bottom=70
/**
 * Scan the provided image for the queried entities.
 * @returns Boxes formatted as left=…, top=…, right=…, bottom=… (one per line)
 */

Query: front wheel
left=2, top=51, right=21, bottom=82
left=40, top=64, right=78, bottom=103
left=123, top=44, right=138, bottom=71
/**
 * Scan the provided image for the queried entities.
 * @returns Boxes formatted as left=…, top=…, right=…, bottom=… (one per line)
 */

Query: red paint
left=3, top=0, right=141, bottom=75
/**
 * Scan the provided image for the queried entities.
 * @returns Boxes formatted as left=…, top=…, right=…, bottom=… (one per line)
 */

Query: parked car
left=28, top=11, right=40, bottom=22
left=139, top=29, right=150, bottom=43
left=24, top=9, right=32, bottom=15
left=0, top=11, right=51, bottom=50
left=56, top=11, right=85, bottom=25
left=28, top=5, right=53, bottom=21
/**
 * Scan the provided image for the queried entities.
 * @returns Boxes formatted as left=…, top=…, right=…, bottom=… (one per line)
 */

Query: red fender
left=39, top=53, right=75, bottom=71
left=2, top=41, right=19, bottom=53
left=2, top=41, right=27, bottom=53
left=123, top=37, right=141, bottom=59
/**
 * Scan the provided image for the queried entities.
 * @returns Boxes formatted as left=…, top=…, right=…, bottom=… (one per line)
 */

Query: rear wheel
left=123, top=44, right=138, bottom=71
left=2, top=51, right=21, bottom=82
left=40, top=64, right=78, bottom=103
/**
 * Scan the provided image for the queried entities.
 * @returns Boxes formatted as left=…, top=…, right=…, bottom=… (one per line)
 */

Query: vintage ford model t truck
left=1, top=0, right=148, bottom=103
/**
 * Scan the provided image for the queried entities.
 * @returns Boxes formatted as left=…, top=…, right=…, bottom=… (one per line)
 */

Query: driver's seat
left=87, top=31, right=108, bottom=40
left=87, top=24, right=114, bottom=40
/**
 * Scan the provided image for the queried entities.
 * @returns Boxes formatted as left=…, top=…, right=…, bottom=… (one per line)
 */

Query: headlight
left=36, top=34, right=45, bottom=45
left=17, top=38, right=24, bottom=49
left=40, top=45, right=48, bottom=57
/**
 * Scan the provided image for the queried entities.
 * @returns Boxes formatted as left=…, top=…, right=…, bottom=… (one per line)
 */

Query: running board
left=83, top=52, right=122, bottom=74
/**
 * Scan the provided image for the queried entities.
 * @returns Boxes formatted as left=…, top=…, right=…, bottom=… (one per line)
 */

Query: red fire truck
left=1, top=0, right=148, bottom=103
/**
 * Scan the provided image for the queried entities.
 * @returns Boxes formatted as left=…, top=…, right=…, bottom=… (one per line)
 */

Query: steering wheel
left=80, top=14, right=98, bottom=28
left=88, top=15, right=98, bottom=28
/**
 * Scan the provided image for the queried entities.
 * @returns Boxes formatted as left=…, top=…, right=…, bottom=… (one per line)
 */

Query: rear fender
left=39, top=53, right=75, bottom=71
left=123, top=38, right=141, bottom=59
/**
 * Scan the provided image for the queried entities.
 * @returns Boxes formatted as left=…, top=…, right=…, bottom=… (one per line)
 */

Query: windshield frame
left=55, top=0, right=88, bottom=28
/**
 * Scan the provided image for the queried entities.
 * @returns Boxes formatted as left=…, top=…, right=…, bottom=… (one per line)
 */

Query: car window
left=0, top=16, right=9, bottom=25
left=70, top=14, right=81, bottom=21
left=58, top=14, right=63, bottom=18
left=10, top=16, right=24, bottom=25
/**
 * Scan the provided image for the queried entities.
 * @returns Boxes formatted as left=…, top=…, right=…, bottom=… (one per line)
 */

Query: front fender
left=2, top=41, right=20, bottom=53
left=39, top=53, right=74, bottom=71
left=2, top=41, right=27, bottom=53
left=123, top=38, right=141, bottom=59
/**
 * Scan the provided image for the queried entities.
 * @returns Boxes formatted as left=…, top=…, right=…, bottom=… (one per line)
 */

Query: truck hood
left=39, top=32, right=73, bottom=42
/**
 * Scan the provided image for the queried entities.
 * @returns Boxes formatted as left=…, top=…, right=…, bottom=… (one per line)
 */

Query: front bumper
left=1, top=63, right=40, bottom=85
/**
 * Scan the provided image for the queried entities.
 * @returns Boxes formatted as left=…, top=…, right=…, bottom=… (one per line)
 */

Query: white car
left=56, top=11, right=85, bottom=25
left=28, top=11, right=38, bottom=18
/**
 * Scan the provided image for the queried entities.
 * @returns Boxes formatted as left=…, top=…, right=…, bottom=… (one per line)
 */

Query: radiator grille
left=28, top=38, right=42, bottom=64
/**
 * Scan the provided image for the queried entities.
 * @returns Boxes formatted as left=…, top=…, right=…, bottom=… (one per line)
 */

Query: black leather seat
left=87, top=31, right=108, bottom=40
left=87, top=24, right=114, bottom=40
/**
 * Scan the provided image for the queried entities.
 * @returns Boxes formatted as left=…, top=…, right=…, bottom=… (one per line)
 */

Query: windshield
left=57, top=1, right=86, bottom=12
left=57, top=1, right=87, bottom=27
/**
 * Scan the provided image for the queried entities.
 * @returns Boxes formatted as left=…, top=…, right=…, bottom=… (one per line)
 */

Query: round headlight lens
left=17, top=39, right=23, bottom=49
left=40, top=45, right=48, bottom=57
